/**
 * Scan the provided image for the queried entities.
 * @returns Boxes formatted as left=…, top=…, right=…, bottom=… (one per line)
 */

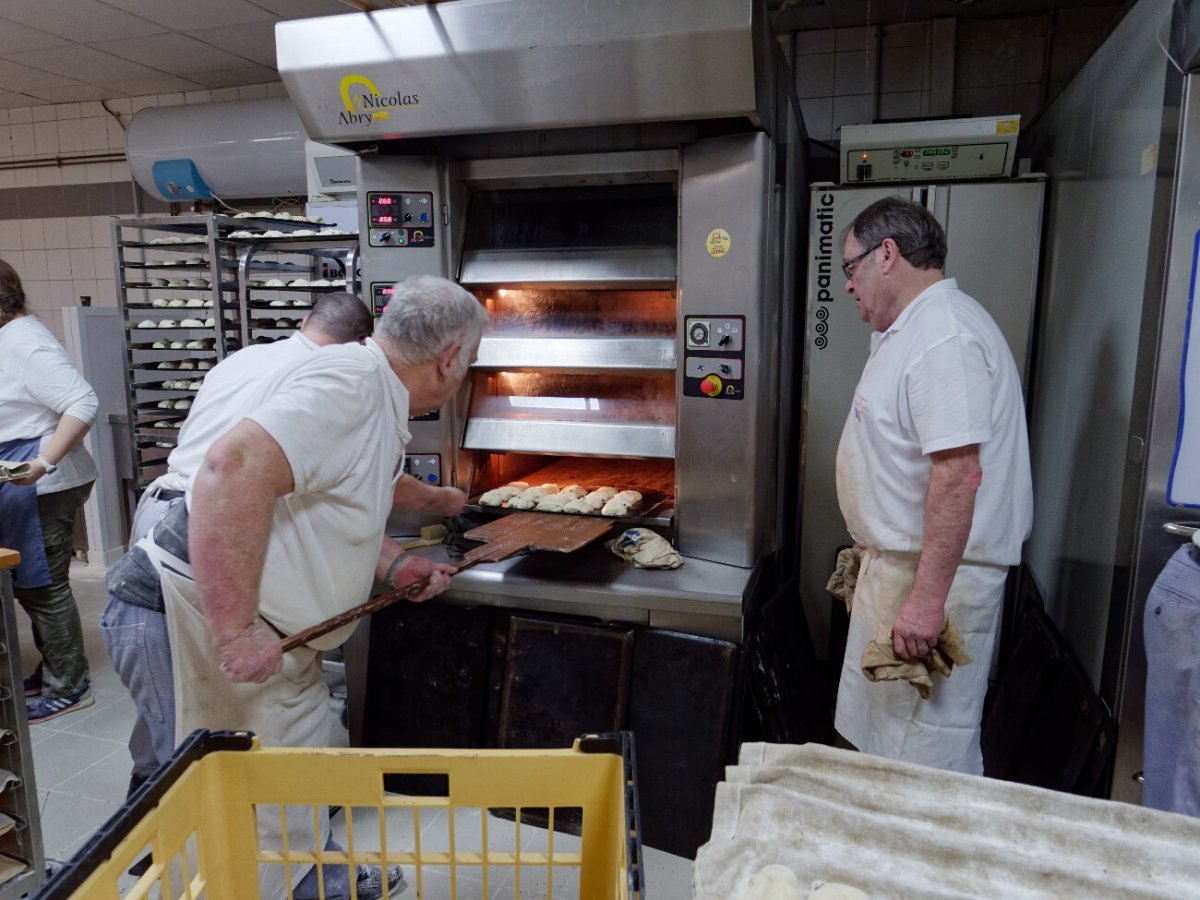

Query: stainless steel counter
left=397, top=539, right=749, bottom=641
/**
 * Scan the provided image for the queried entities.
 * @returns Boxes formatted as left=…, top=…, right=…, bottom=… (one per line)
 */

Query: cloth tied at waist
left=0, top=437, right=50, bottom=589
left=860, top=617, right=972, bottom=699
left=826, top=546, right=864, bottom=610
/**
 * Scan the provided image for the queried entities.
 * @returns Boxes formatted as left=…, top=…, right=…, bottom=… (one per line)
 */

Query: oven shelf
left=464, top=419, right=675, bottom=458
left=474, top=336, right=676, bottom=371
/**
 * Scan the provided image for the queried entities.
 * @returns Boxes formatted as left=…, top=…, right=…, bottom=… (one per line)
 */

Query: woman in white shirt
left=0, top=259, right=97, bottom=723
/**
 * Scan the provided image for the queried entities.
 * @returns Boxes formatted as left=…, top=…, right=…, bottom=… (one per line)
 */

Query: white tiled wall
left=792, top=8, right=1119, bottom=143
left=0, top=81, right=291, bottom=342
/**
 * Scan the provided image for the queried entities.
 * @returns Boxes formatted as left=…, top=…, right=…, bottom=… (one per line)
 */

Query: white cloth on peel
left=607, top=527, right=682, bottom=569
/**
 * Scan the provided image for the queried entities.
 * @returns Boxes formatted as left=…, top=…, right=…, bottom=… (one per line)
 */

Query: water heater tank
left=126, top=98, right=308, bottom=202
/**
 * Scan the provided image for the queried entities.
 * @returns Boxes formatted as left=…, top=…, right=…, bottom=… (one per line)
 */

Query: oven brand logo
left=812, top=191, right=836, bottom=350
left=339, top=74, right=419, bottom=127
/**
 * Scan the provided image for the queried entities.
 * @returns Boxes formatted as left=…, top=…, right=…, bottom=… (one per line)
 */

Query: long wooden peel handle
left=278, top=555, right=488, bottom=653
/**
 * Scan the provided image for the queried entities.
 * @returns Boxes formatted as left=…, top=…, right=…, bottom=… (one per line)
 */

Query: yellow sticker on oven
left=706, top=229, right=731, bottom=258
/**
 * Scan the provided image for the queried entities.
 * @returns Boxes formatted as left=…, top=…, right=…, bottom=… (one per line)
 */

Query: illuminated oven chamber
left=464, top=286, right=678, bottom=527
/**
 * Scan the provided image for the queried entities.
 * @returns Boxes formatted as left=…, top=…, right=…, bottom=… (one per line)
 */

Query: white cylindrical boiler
left=126, top=98, right=307, bottom=202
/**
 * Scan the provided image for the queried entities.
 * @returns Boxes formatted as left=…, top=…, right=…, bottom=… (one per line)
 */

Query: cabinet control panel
left=845, top=142, right=1012, bottom=183
left=367, top=191, right=436, bottom=248
left=683, top=315, right=745, bottom=400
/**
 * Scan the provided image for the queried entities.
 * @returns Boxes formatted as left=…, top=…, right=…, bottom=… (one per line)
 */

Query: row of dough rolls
left=478, top=482, right=643, bottom=516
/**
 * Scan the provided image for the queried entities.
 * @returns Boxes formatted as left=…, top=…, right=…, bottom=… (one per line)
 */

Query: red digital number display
left=376, top=196, right=394, bottom=205
left=376, top=215, right=394, bottom=224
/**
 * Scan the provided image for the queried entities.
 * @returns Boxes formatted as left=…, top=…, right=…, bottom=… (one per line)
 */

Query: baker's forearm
left=911, top=446, right=981, bottom=612
left=189, top=423, right=291, bottom=642
left=392, top=474, right=466, bottom=516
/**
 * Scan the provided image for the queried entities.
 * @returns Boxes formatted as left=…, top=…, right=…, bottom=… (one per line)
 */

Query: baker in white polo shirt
left=834, top=197, right=1032, bottom=775
left=129, top=276, right=487, bottom=900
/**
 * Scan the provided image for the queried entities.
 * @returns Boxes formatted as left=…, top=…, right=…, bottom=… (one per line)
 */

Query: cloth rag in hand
left=608, top=527, right=683, bottom=569
left=826, top=547, right=863, bottom=611
left=860, top=618, right=972, bottom=699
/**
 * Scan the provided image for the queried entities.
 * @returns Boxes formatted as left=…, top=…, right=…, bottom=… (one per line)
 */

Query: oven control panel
left=366, top=191, right=436, bottom=248
left=403, top=454, right=442, bottom=484
left=683, top=315, right=745, bottom=400
left=371, top=281, right=393, bottom=318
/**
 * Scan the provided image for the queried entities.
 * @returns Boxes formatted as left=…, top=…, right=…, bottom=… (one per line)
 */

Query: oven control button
left=700, top=374, right=723, bottom=397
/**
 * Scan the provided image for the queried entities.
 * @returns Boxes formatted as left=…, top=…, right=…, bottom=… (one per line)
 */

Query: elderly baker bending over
left=834, top=198, right=1032, bottom=775
left=150, top=275, right=486, bottom=900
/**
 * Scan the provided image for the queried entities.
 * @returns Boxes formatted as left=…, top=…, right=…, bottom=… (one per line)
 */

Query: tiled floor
left=17, top=559, right=694, bottom=898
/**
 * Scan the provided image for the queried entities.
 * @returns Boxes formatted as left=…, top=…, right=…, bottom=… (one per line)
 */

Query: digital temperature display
left=371, top=283, right=395, bottom=317
left=369, top=193, right=406, bottom=226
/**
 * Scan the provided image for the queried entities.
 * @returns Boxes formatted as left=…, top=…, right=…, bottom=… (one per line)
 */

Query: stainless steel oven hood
left=458, top=247, right=676, bottom=290
left=277, top=0, right=762, bottom=144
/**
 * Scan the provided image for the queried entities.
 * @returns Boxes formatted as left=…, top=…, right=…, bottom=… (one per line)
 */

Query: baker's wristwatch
left=36, top=456, right=57, bottom=475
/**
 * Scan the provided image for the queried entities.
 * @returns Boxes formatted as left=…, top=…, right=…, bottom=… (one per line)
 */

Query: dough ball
left=478, top=482, right=528, bottom=507
left=601, top=490, right=642, bottom=516
left=535, top=492, right=572, bottom=512
left=582, top=486, right=617, bottom=510
left=508, top=484, right=559, bottom=510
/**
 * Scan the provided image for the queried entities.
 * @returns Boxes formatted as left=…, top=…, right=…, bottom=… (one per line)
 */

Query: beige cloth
left=825, top=547, right=863, bottom=610
left=695, top=742, right=1200, bottom=899
left=154, top=545, right=330, bottom=900
left=860, top=618, right=972, bottom=699
left=607, top=527, right=683, bottom=569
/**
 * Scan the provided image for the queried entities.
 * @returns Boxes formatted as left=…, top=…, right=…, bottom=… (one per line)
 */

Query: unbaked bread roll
left=535, top=485, right=587, bottom=512
left=581, top=486, right=617, bottom=510
left=508, top=483, right=559, bottom=510
left=562, top=497, right=591, bottom=514
left=479, top=482, right=529, bottom=507
left=600, top=490, right=642, bottom=517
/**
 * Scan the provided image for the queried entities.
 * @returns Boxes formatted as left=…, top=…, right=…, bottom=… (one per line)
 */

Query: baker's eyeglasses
left=841, top=243, right=880, bottom=279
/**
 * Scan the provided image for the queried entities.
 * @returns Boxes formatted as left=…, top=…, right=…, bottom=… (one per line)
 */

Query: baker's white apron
left=834, top=547, right=1007, bottom=774
left=145, top=539, right=331, bottom=900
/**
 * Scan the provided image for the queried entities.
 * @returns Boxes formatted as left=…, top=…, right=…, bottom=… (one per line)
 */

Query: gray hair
left=304, top=291, right=374, bottom=343
left=375, top=275, right=488, bottom=371
left=848, top=197, right=947, bottom=271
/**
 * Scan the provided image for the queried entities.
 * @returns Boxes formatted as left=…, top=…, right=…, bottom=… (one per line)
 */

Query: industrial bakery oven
left=278, top=0, right=805, bottom=642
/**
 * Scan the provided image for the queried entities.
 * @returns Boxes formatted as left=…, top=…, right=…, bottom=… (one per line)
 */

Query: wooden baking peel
left=280, top=512, right=614, bottom=651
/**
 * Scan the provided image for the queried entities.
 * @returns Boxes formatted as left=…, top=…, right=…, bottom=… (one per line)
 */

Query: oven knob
left=700, top=374, right=723, bottom=397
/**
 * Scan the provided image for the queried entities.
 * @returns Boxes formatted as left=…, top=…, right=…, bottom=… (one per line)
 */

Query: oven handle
left=1162, top=522, right=1200, bottom=538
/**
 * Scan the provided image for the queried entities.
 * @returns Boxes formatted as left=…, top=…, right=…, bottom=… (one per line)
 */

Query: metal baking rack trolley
left=40, top=730, right=644, bottom=899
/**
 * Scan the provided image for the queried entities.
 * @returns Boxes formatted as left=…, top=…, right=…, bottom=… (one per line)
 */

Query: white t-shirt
left=836, top=278, right=1032, bottom=566
left=0, top=315, right=98, bottom=493
left=165, top=333, right=319, bottom=490
left=240, top=338, right=411, bottom=647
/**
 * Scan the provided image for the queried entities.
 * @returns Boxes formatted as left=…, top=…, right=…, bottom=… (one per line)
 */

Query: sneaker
left=26, top=687, right=94, bottom=724
left=23, top=669, right=42, bottom=698
left=354, top=864, right=406, bottom=898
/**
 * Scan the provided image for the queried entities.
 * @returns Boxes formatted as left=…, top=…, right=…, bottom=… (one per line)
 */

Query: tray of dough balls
left=471, top=459, right=674, bottom=521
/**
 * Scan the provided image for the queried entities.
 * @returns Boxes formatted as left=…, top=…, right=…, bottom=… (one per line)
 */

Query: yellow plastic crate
left=42, top=731, right=644, bottom=900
